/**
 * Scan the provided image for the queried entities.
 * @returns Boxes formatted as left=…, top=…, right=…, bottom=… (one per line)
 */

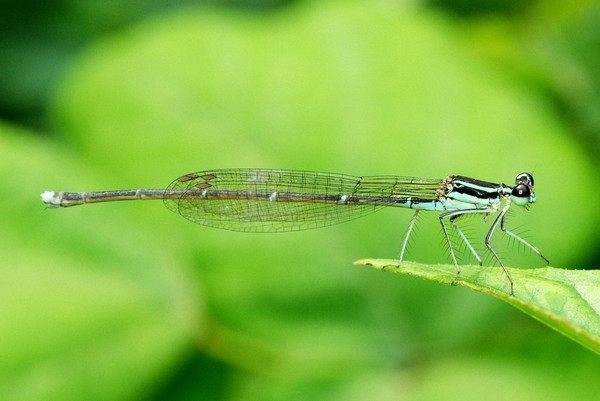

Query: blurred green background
left=2, top=0, right=600, bottom=400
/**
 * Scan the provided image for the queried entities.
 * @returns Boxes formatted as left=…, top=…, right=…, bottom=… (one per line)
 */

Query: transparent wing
left=164, top=169, right=443, bottom=232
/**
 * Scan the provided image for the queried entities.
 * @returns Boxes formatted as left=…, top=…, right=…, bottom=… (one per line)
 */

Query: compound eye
left=512, top=184, right=530, bottom=198
left=516, top=172, right=534, bottom=187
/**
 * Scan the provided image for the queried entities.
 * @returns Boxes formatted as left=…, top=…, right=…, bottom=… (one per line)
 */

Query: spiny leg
left=485, top=207, right=515, bottom=295
left=382, top=210, right=420, bottom=272
left=398, top=210, right=420, bottom=266
left=450, top=215, right=483, bottom=266
left=440, top=208, right=494, bottom=286
left=500, top=214, right=549, bottom=264
left=439, top=211, right=461, bottom=285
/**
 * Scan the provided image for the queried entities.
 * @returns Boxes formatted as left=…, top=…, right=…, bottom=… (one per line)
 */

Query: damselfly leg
left=449, top=214, right=483, bottom=266
left=398, top=210, right=420, bottom=266
left=499, top=213, right=550, bottom=264
left=440, top=208, right=497, bottom=289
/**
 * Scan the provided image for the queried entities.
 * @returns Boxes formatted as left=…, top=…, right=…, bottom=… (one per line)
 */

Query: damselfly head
left=511, top=172, right=536, bottom=206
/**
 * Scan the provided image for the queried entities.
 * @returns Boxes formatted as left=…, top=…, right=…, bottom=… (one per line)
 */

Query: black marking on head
left=516, top=172, right=534, bottom=187
left=511, top=184, right=530, bottom=198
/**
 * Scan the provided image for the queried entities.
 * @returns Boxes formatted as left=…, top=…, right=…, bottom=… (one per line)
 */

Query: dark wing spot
left=178, top=174, right=200, bottom=182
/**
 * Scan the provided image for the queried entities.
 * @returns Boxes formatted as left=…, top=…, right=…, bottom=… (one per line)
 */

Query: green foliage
left=356, top=259, right=600, bottom=354
left=1, top=1, right=599, bottom=400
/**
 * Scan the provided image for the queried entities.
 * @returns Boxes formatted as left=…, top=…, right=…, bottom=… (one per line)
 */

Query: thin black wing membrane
left=164, top=169, right=443, bottom=232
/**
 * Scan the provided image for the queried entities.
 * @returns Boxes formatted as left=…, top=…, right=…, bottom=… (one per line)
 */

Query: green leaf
left=6, top=0, right=599, bottom=398
left=355, top=259, right=600, bottom=355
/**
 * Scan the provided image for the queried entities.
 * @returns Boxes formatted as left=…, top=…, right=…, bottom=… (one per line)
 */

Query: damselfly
left=41, top=169, right=549, bottom=295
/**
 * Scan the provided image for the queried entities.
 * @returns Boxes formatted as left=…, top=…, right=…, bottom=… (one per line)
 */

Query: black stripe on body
left=450, top=176, right=501, bottom=199
left=452, top=176, right=499, bottom=188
